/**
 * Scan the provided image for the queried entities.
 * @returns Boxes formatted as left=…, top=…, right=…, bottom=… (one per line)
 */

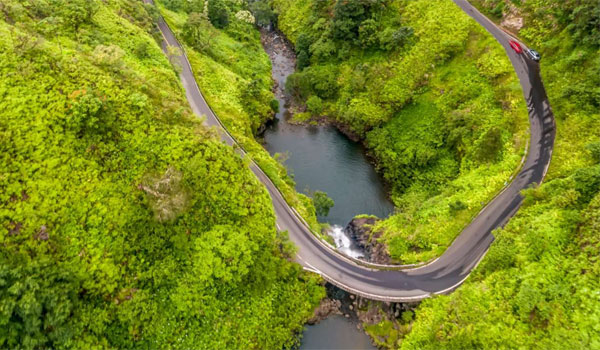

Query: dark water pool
left=261, top=31, right=393, bottom=227
left=299, top=316, right=376, bottom=350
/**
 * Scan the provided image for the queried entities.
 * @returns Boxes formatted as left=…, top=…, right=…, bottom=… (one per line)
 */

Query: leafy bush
left=58, top=0, right=98, bottom=31
left=587, top=141, right=600, bottom=163
left=331, top=0, right=384, bottom=43
left=312, top=191, right=335, bottom=217
left=573, top=165, right=600, bottom=204
left=296, top=49, right=310, bottom=70
left=448, top=200, right=467, bottom=214
left=358, top=19, right=379, bottom=48
left=472, top=126, right=504, bottom=163
left=270, top=98, right=280, bottom=113
left=378, top=26, right=414, bottom=51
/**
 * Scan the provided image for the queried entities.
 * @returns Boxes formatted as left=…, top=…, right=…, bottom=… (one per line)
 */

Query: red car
left=509, top=40, right=522, bottom=53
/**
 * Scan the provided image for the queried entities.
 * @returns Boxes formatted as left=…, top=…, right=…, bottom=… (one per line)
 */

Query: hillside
left=396, top=1, right=600, bottom=348
left=0, top=0, right=322, bottom=348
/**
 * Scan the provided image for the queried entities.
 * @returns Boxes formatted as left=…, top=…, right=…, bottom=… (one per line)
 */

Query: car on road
left=526, top=48, right=541, bottom=61
left=509, top=40, right=522, bottom=53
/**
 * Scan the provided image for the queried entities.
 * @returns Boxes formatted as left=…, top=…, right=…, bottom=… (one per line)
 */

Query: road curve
left=149, top=0, right=555, bottom=301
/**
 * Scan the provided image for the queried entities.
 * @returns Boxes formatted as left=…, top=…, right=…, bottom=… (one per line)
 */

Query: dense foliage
left=272, top=0, right=529, bottom=263
left=402, top=189, right=600, bottom=349
left=3, top=0, right=597, bottom=348
left=363, top=1, right=600, bottom=348
left=0, top=0, right=324, bottom=348
left=312, top=191, right=335, bottom=217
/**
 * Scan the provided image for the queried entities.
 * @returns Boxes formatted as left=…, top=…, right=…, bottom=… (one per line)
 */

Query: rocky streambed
left=302, top=283, right=420, bottom=349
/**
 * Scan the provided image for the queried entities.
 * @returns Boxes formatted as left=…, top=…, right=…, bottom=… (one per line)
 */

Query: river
left=260, top=30, right=388, bottom=350
left=260, top=31, right=393, bottom=228
left=300, top=316, right=376, bottom=350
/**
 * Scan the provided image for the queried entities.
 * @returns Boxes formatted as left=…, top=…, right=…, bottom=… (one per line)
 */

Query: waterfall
left=327, top=225, right=364, bottom=259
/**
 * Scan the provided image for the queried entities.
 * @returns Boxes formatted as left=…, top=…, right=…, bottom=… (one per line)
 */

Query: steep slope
left=396, top=1, right=600, bottom=348
left=0, top=0, right=322, bottom=348
left=156, top=0, right=322, bottom=231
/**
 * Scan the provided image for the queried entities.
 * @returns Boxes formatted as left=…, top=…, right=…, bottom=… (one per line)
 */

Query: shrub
left=134, top=40, right=150, bottom=58
left=306, top=65, right=339, bottom=99
left=313, top=191, right=334, bottom=217
left=358, top=18, right=379, bottom=48
left=378, top=26, right=414, bottom=51
left=309, top=37, right=336, bottom=62
left=270, top=98, right=280, bottom=113
left=92, top=44, right=124, bottom=70
left=586, top=141, right=600, bottom=163
left=296, top=50, right=310, bottom=70
left=162, top=0, right=183, bottom=11
left=332, top=0, right=368, bottom=42
left=448, top=200, right=467, bottom=213
left=295, top=32, right=312, bottom=54
left=574, top=165, right=600, bottom=204
left=183, top=12, right=217, bottom=52
left=286, top=72, right=311, bottom=100
left=473, top=126, right=503, bottom=163
left=490, top=1, right=505, bottom=18
left=59, top=0, right=98, bottom=32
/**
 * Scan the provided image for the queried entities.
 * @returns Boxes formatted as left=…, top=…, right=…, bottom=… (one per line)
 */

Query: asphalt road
left=150, top=0, right=555, bottom=301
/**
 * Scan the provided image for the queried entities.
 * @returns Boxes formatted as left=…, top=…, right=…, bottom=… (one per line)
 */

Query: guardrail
left=151, top=2, right=539, bottom=275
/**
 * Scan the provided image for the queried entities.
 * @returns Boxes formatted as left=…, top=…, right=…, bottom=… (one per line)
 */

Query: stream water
left=260, top=30, right=389, bottom=350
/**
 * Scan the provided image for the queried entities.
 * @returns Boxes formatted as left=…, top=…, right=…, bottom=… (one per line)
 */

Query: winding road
left=149, top=0, right=555, bottom=301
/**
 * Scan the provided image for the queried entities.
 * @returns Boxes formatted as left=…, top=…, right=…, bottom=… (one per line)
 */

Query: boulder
left=345, top=217, right=391, bottom=264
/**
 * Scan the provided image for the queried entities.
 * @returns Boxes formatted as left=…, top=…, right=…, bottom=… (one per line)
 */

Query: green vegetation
left=3, top=0, right=598, bottom=347
left=312, top=191, right=335, bottom=217
left=157, top=0, right=321, bottom=231
left=364, top=1, right=600, bottom=348
left=272, top=0, right=529, bottom=263
left=396, top=1, right=600, bottom=348
left=0, top=0, right=324, bottom=348
left=402, top=165, right=600, bottom=349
